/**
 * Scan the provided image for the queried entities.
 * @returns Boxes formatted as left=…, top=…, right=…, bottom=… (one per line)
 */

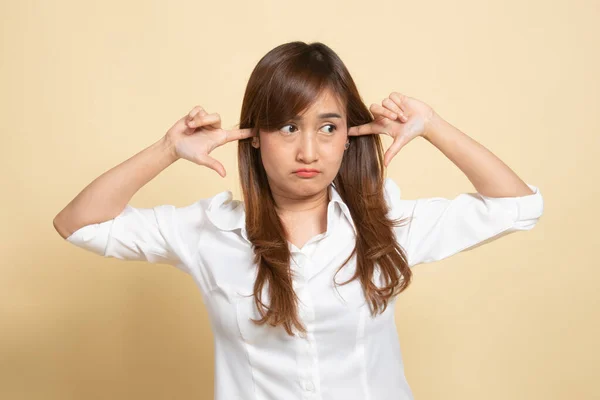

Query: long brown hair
left=237, top=41, right=412, bottom=336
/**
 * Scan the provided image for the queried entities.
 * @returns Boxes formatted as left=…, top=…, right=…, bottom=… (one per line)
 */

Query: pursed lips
left=294, top=168, right=320, bottom=173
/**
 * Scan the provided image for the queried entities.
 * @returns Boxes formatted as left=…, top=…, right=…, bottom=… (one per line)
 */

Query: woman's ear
left=252, top=136, right=260, bottom=149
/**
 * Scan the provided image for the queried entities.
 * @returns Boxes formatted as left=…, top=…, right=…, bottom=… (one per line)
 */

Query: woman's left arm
left=349, top=92, right=544, bottom=267
left=421, top=113, right=534, bottom=198
left=349, top=91, right=535, bottom=198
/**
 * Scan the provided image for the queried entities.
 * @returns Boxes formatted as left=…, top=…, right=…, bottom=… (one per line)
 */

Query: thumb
left=383, top=137, right=407, bottom=167
left=196, top=154, right=226, bottom=178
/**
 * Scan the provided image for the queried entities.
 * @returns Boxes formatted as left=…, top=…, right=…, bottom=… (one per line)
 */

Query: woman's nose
left=296, top=132, right=318, bottom=163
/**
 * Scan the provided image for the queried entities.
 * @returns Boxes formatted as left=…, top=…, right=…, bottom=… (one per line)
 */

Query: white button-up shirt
left=66, top=178, right=544, bottom=400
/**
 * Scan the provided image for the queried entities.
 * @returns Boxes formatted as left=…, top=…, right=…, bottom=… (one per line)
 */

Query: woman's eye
left=278, top=124, right=337, bottom=135
left=279, top=124, right=297, bottom=134
left=322, top=124, right=337, bottom=134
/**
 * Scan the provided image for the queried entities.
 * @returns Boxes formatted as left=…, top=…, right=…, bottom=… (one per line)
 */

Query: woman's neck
left=270, top=186, right=330, bottom=233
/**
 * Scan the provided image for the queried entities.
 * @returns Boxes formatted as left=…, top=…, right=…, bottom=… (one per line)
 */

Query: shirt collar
left=205, top=182, right=357, bottom=241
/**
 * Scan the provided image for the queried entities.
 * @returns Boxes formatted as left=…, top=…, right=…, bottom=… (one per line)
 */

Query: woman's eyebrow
left=291, top=113, right=342, bottom=120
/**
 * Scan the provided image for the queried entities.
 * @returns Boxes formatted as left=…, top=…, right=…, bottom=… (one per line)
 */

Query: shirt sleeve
left=65, top=199, right=208, bottom=273
left=384, top=178, right=544, bottom=268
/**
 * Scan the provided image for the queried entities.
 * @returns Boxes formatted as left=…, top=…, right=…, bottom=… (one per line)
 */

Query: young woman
left=53, top=41, right=544, bottom=400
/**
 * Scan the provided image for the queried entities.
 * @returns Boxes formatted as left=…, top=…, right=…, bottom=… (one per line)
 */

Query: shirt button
left=304, top=380, right=315, bottom=391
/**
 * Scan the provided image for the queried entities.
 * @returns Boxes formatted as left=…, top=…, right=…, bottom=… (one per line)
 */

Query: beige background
left=1, top=0, right=597, bottom=399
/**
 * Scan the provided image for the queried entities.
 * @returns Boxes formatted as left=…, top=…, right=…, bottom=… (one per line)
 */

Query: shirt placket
left=292, top=249, right=322, bottom=400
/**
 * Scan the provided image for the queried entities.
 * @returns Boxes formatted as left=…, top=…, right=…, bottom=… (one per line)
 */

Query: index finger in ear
left=348, top=123, right=376, bottom=136
left=225, top=128, right=256, bottom=142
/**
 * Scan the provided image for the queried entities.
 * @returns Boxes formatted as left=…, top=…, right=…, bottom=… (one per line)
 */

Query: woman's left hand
left=348, top=92, right=438, bottom=167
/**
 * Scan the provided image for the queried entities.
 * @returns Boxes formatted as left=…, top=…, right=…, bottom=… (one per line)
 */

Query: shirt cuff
left=65, top=219, right=114, bottom=257
left=479, top=183, right=544, bottom=223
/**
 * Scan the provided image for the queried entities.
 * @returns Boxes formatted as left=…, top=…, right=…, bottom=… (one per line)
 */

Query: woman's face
left=257, top=88, right=349, bottom=200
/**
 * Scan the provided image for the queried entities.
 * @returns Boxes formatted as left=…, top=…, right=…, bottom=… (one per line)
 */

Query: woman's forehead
left=297, top=89, right=345, bottom=117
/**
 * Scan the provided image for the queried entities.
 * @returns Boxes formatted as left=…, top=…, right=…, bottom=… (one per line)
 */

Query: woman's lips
left=294, top=169, right=320, bottom=178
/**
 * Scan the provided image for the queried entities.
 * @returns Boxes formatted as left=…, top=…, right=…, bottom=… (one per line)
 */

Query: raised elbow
left=53, top=214, right=72, bottom=240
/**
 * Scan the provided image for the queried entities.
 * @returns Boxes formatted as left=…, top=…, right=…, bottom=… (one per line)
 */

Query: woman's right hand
left=165, top=105, right=254, bottom=177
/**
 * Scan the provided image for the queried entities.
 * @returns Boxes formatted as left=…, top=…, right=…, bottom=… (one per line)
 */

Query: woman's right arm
left=53, top=105, right=254, bottom=268
left=52, top=136, right=179, bottom=239
left=53, top=105, right=254, bottom=239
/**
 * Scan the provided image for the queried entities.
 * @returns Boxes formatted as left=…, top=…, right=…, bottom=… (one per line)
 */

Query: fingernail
left=188, top=120, right=195, bottom=127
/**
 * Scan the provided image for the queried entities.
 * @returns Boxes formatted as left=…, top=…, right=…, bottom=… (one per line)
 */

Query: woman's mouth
left=294, top=169, right=320, bottom=178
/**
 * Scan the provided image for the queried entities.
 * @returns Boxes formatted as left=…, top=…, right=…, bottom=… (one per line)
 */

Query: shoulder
left=380, top=177, right=428, bottom=227
left=196, top=190, right=246, bottom=232
left=381, top=176, right=403, bottom=206
left=157, top=189, right=244, bottom=234
left=383, top=177, right=402, bottom=200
